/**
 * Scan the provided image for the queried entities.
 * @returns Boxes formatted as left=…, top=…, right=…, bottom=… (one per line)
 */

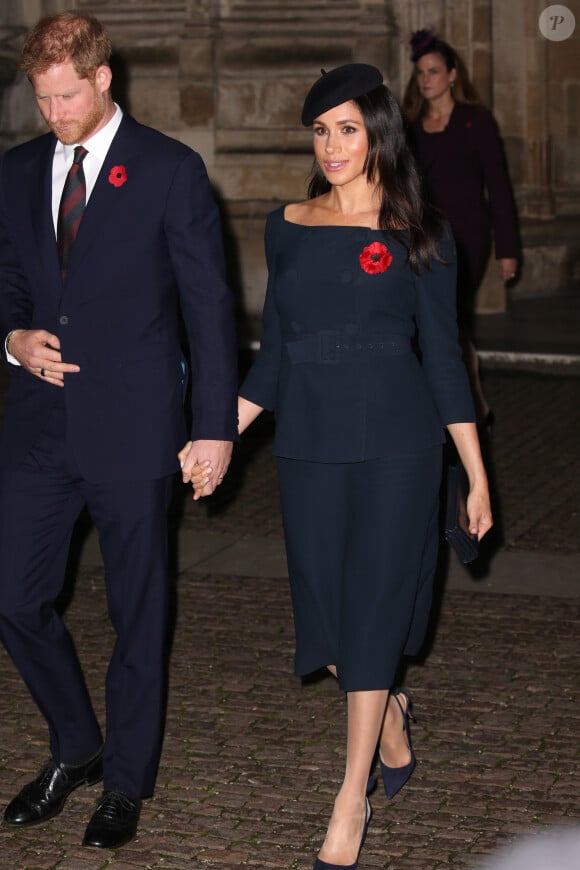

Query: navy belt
left=286, top=331, right=412, bottom=365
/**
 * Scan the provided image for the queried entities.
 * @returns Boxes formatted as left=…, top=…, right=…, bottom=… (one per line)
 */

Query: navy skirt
left=277, top=446, right=442, bottom=692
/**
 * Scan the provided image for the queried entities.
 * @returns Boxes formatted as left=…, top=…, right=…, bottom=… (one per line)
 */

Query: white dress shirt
left=6, top=104, right=124, bottom=364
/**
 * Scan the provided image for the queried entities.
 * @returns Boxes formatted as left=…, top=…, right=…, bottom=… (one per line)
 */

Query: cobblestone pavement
left=0, top=570, right=578, bottom=869
left=0, top=367, right=578, bottom=869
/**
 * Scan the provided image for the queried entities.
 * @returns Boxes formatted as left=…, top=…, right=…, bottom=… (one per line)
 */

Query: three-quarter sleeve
left=414, top=228, right=476, bottom=425
left=239, top=209, right=284, bottom=410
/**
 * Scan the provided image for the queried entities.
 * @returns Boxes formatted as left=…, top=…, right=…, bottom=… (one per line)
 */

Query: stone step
left=230, top=0, right=355, bottom=7
left=227, top=0, right=357, bottom=20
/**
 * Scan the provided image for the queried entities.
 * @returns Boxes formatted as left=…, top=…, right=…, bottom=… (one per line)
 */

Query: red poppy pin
left=108, top=165, right=128, bottom=188
left=359, top=241, right=393, bottom=275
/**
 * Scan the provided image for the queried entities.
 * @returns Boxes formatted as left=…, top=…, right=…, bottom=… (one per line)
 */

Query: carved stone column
left=492, top=0, right=553, bottom=219
left=0, top=20, right=33, bottom=151
left=490, top=0, right=579, bottom=299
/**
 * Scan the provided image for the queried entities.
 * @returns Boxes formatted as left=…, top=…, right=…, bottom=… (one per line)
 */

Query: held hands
left=178, top=439, right=233, bottom=500
left=186, top=460, right=213, bottom=500
left=7, top=329, right=80, bottom=386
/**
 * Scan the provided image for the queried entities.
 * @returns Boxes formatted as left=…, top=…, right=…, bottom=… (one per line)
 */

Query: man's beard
left=49, top=88, right=106, bottom=145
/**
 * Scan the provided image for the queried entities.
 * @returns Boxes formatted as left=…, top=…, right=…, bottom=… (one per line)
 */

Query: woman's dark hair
left=403, top=29, right=481, bottom=121
left=307, top=85, right=444, bottom=273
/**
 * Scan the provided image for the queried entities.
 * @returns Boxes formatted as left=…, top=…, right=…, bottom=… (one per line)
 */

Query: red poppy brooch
left=359, top=241, right=393, bottom=275
left=108, top=165, right=128, bottom=188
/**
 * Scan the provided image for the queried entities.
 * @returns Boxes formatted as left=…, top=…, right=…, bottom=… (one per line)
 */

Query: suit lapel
left=62, top=116, right=138, bottom=289
left=28, top=136, right=62, bottom=295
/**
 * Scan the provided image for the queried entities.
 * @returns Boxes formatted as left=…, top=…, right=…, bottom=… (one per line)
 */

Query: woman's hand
left=498, top=257, right=518, bottom=282
left=177, top=442, right=213, bottom=501
left=188, top=460, right=213, bottom=501
left=466, top=483, right=493, bottom=540
left=447, top=422, right=493, bottom=541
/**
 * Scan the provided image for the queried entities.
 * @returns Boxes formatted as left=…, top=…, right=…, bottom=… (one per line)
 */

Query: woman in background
left=186, top=64, right=492, bottom=869
left=404, top=30, right=519, bottom=427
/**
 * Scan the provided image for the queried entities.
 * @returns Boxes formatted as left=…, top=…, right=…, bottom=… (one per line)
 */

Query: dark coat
left=408, top=102, right=519, bottom=291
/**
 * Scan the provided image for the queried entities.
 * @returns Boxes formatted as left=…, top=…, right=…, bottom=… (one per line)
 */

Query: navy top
left=240, top=205, right=475, bottom=463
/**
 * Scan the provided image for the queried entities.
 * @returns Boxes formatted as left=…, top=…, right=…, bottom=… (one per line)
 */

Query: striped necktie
left=57, top=145, right=88, bottom=278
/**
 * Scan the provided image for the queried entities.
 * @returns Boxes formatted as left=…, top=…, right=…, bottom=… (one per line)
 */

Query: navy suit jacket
left=0, top=114, right=238, bottom=482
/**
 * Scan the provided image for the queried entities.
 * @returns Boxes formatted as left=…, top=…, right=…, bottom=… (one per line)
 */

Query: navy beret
left=301, top=63, right=384, bottom=126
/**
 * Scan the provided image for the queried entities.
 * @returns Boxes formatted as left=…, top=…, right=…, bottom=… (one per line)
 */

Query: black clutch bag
left=444, top=459, right=479, bottom=563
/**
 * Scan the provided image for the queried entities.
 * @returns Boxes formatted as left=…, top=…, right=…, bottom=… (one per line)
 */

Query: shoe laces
left=95, top=790, right=137, bottom=820
left=20, top=760, right=59, bottom=794
left=14, top=760, right=60, bottom=806
left=37, top=760, right=59, bottom=785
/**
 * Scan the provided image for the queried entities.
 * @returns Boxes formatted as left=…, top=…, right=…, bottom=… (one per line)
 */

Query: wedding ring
left=40, top=368, right=45, bottom=377
left=510, top=272, right=516, bottom=279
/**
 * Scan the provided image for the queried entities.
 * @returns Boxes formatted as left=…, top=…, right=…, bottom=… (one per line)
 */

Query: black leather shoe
left=3, top=747, right=103, bottom=826
left=82, top=790, right=141, bottom=849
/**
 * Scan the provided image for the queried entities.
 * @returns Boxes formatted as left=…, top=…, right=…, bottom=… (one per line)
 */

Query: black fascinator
left=409, top=28, right=436, bottom=62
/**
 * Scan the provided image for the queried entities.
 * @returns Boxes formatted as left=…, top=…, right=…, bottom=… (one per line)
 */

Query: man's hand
left=7, top=329, right=80, bottom=386
left=178, top=439, right=233, bottom=499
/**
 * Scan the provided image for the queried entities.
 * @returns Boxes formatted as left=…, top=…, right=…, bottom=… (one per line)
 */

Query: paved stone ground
left=0, top=367, right=578, bottom=869
left=0, top=570, right=578, bottom=869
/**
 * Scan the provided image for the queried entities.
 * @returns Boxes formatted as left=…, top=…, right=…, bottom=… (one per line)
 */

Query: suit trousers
left=0, top=403, right=173, bottom=798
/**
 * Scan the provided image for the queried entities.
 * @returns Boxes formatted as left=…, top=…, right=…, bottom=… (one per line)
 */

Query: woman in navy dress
left=404, top=30, right=520, bottom=425
left=186, top=65, right=492, bottom=869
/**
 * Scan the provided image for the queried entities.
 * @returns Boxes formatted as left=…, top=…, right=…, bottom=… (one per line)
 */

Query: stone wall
left=0, top=0, right=579, bottom=319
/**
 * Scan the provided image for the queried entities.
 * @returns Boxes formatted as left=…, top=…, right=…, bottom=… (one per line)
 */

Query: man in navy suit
left=0, top=12, right=238, bottom=848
